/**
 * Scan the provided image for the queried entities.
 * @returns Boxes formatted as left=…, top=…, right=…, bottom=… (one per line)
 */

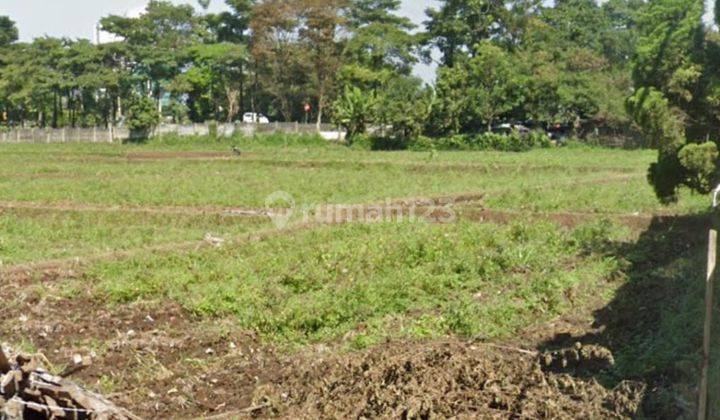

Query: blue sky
left=0, top=0, right=439, bottom=80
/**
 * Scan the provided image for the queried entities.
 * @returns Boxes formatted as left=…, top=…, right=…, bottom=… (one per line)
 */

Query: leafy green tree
left=629, top=0, right=717, bottom=202
left=299, top=0, right=349, bottom=127
left=376, top=76, right=432, bottom=140
left=424, top=0, right=535, bottom=67
left=172, top=42, right=248, bottom=122
left=250, top=0, right=309, bottom=121
left=433, top=42, right=522, bottom=134
left=101, top=1, right=208, bottom=111
left=205, top=0, right=255, bottom=115
left=342, top=0, right=418, bottom=87
left=0, top=17, right=18, bottom=47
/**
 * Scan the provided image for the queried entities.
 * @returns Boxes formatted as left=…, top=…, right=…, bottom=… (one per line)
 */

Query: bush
left=126, top=96, right=160, bottom=139
left=349, top=133, right=411, bottom=151
left=242, top=133, right=329, bottom=148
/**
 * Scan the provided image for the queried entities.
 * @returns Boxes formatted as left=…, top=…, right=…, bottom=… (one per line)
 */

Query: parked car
left=491, top=123, right=531, bottom=136
left=241, top=113, right=270, bottom=124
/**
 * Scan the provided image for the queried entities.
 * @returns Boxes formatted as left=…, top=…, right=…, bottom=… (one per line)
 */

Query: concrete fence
left=0, top=122, right=345, bottom=144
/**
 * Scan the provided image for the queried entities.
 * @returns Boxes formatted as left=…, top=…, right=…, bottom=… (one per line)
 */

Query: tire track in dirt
left=0, top=201, right=273, bottom=218
left=389, top=172, right=644, bottom=208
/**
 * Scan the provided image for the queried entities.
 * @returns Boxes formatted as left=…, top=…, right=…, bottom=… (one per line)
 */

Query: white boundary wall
left=0, top=123, right=346, bottom=144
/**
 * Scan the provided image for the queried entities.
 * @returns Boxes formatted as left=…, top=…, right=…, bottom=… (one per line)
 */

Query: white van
left=242, top=113, right=270, bottom=124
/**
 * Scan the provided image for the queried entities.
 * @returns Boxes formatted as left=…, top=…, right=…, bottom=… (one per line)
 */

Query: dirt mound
left=256, top=340, right=645, bottom=419
left=540, top=343, right=616, bottom=375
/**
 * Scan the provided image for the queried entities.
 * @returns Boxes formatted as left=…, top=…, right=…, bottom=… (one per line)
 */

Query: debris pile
left=255, top=340, right=646, bottom=419
left=0, top=346, right=138, bottom=419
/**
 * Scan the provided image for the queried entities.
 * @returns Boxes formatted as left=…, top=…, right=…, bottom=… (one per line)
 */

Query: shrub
left=349, top=134, right=412, bottom=151
left=244, top=132, right=329, bottom=148
left=126, top=96, right=160, bottom=139
left=407, top=131, right=552, bottom=152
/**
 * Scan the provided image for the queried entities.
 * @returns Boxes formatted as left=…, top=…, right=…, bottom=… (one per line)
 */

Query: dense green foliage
left=628, top=0, right=720, bottom=201
left=0, top=1, right=639, bottom=141
left=412, top=131, right=552, bottom=152
left=426, top=0, right=640, bottom=138
left=125, top=96, right=161, bottom=135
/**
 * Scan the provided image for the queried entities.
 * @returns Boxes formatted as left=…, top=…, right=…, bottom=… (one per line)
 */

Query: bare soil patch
left=0, top=278, right=284, bottom=418
left=1, top=276, right=645, bottom=419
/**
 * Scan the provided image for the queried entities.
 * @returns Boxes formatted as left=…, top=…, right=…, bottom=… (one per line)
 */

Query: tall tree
left=101, top=1, right=208, bottom=112
left=433, top=42, right=523, bottom=134
left=299, top=0, right=348, bottom=127
left=628, top=0, right=714, bottom=201
left=172, top=42, right=248, bottom=122
left=341, top=0, right=418, bottom=89
left=0, top=17, right=18, bottom=47
left=250, top=0, right=307, bottom=121
left=424, top=0, right=536, bottom=67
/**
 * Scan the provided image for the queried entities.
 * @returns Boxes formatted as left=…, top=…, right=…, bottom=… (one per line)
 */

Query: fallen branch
left=0, top=347, right=10, bottom=374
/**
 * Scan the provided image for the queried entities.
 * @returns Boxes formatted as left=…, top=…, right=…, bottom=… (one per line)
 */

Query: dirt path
left=0, top=201, right=273, bottom=218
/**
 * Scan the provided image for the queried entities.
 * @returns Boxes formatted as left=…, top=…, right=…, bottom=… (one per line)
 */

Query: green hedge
left=411, top=131, right=552, bottom=152
left=351, top=131, right=552, bottom=152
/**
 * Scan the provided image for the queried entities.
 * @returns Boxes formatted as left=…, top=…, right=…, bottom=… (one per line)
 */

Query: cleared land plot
left=0, top=141, right=715, bottom=418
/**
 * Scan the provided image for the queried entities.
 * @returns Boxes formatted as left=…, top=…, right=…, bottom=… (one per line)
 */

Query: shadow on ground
left=540, top=214, right=720, bottom=419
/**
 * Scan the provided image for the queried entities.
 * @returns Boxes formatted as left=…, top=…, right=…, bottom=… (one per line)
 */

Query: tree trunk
left=52, top=90, right=58, bottom=128
left=239, top=62, right=245, bottom=118
left=226, top=86, right=239, bottom=123
left=316, top=93, right=324, bottom=132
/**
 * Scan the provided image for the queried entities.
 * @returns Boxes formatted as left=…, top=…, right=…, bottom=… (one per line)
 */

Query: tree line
left=0, top=0, right=644, bottom=137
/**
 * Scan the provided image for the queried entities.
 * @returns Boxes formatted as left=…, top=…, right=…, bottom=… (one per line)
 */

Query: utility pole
left=699, top=185, right=720, bottom=420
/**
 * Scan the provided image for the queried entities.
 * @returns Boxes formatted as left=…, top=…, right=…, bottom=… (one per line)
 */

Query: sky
left=0, top=0, right=440, bottom=81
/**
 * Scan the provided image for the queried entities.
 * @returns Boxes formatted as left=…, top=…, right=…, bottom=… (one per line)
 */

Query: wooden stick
left=699, top=228, right=717, bottom=420
left=475, top=342, right=539, bottom=357
left=0, top=346, right=11, bottom=374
